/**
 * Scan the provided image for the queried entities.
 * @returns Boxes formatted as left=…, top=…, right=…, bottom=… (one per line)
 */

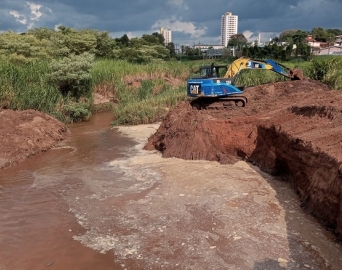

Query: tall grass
left=306, top=56, right=342, bottom=90
left=0, top=59, right=93, bottom=122
left=0, top=60, right=63, bottom=116
left=235, top=69, right=288, bottom=87
left=91, top=59, right=190, bottom=125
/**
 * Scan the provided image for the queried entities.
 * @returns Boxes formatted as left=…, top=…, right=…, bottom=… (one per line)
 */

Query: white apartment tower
left=221, top=12, right=238, bottom=47
left=160, top=28, right=172, bottom=45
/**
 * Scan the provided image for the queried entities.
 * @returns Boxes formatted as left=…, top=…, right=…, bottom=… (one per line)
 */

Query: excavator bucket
left=290, top=68, right=304, bottom=80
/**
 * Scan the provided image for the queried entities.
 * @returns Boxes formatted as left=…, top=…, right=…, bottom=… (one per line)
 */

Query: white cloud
left=242, top=30, right=253, bottom=41
left=152, top=16, right=207, bottom=38
left=9, top=2, right=51, bottom=29
left=10, top=10, right=27, bottom=25
left=54, top=24, right=61, bottom=31
left=243, top=30, right=279, bottom=43
left=258, top=32, right=280, bottom=42
left=27, top=2, right=42, bottom=21
left=167, top=0, right=189, bottom=10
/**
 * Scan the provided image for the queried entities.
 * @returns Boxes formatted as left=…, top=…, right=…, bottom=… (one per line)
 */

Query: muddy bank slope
left=145, top=79, right=342, bottom=236
left=0, top=109, right=69, bottom=169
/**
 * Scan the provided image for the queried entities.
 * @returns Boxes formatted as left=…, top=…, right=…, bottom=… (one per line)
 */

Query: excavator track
left=191, top=95, right=248, bottom=110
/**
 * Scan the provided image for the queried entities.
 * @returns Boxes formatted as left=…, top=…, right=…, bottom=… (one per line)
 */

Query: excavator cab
left=197, top=63, right=227, bottom=79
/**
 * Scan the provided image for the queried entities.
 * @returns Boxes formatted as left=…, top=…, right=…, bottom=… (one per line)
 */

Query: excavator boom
left=224, top=57, right=303, bottom=80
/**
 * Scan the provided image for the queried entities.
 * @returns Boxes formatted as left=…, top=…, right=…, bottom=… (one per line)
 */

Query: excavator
left=187, top=57, right=304, bottom=109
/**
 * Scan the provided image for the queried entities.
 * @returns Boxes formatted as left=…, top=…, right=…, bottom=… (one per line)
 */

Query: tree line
left=0, top=26, right=176, bottom=64
left=1, top=26, right=341, bottom=64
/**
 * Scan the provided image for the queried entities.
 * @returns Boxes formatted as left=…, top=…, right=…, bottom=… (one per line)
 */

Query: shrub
left=47, top=53, right=95, bottom=99
left=307, top=56, right=342, bottom=89
left=62, top=101, right=92, bottom=123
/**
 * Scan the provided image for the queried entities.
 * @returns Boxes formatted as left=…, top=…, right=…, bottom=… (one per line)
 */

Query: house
left=305, top=35, right=321, bottom=48
left=304, top=35, right=332, bottom=55
left=315, top=35, right=342, bottom=55
left=318, top=46, right=342, bottom=55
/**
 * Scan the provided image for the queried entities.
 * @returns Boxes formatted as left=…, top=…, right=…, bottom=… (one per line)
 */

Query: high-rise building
left=160, top=28, right=172, bottom=45
left=221, top=12, right=238, bottom=47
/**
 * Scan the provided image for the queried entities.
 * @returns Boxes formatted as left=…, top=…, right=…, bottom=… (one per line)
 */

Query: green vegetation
left=306, top=56, right=342, bottom=90
left=0, top=52, right=95, bottom=123
left=0, top=60, right=62, bottom=113
left=0, top=26, right=341, bottom=126
left=91, top=59, right=189, bottom=125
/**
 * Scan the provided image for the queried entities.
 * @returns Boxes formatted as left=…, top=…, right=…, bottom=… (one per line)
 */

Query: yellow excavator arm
left=224, top=57, right=303, bottom=80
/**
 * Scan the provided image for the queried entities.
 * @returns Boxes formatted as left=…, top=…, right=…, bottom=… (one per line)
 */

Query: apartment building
left=221, top=12, right=238, bottom=47
left=160, top=28, right=172, bottom=45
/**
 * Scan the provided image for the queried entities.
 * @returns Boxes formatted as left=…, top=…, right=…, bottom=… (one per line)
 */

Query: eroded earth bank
left=145, top=79, right=342, bottom=237
left=0, top=109, right=69, bottom=169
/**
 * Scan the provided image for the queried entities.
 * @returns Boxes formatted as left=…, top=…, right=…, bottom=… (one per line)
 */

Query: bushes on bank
left=0, top=53, right=95, bottom=123
left=47, top=53, right=95, bottom=99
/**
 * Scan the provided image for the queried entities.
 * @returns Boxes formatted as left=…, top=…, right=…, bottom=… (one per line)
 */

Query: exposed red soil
left=145, top=79, right=342, bottom=237
left=0, top=109, right=69, bottom=168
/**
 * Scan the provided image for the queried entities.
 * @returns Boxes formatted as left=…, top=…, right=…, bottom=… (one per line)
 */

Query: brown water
left=0, top=112, right=132, bottom=270
left=1, top=112, right=342, bottom=270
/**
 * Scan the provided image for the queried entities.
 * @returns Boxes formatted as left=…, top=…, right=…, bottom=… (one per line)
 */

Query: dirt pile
left=145, top=79, right=342, bottom=236
left=0, top=109, right=69, bottom=169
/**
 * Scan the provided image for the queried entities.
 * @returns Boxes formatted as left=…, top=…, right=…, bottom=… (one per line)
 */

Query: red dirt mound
left=0, top=109, right=69, bottom=168
left=145, top=79, right=342, bottom=237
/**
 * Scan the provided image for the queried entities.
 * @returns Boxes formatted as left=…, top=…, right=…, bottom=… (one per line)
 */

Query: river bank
left=0, top=109, right=69, bottom=169
left=146, top=79, right=342, bottom=238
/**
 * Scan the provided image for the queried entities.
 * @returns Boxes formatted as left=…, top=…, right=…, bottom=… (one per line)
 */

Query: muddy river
left=1, top=112, right=342, bottom=270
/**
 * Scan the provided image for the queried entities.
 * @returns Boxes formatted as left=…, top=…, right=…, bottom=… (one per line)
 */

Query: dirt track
left=145, top=79, right=342, bottom=237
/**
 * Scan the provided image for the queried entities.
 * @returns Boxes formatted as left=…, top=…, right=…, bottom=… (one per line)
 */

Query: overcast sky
left=1, top=0, right=341, bottom=46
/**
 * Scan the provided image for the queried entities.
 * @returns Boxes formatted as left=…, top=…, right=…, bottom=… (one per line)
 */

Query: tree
left=57, top=25, right=72, bottom=35
left=279, top=29, right=299, bottom=43
left=118, top=44, right=170, bottom=63
left=47, top=52, right=95, bottom=99
left=227, top=33, right=247, bottom=48
left=0, top=31, right=51, bottom=63
left=292, top=30, right=308, bottom=44
left=28, top=27, right=55, bottom=40
left=270, top=37, right=279, bottom=44
left=295, top=43, right=311, bottom=59
left=166, top=42, right=176, bottom=58
left=152, top=32, right=165, bottom=45
left=141, top=34, right=157, bottom=45
left=326, top=28, right=342, bottom=36
left=115, top=34, right=130, bottom=47
left=64, top=30, right=97, bottom=55
left=311, top=27, right=329, bottom=42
